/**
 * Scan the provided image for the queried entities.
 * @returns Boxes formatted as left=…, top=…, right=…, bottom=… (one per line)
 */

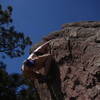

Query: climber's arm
left=34, top=40, right=51, bottom=55
left=27, top=53, right=37, bottom=59
left=32, top=53, right=52, bottom=64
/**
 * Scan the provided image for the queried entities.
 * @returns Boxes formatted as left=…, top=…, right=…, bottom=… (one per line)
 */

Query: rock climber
left=21, top=40, right=53, bottom=83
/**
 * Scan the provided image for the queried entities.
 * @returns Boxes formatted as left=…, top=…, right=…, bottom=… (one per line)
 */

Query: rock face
left=31, top=21, right=100, bottom=100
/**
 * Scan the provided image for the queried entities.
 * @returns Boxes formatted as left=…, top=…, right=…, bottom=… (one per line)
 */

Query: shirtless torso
left=21, top=40, right=53, bottom=82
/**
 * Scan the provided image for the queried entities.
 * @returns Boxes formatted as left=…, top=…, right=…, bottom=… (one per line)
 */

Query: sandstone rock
left=31, top=21, right=100, bottom=100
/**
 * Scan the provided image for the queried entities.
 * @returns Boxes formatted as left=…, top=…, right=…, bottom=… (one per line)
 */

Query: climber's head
left=21, top=59, right=36, bottom=75
left=22, top=59, right=36, bottom=69
left=24, top=59, right=35, bottom=67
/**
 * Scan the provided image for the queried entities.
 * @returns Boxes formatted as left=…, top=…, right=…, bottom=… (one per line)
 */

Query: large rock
left=31, top=21, right=100, bottom=100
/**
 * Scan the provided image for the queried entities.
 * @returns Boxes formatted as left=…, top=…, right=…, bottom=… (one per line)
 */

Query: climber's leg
left=35, top=54, right=53, bottom=83
left=44, top=54, right=53, bottom=75
left=37, top=55, right=53, bottom=83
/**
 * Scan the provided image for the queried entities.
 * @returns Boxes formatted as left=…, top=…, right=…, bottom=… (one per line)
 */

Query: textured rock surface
left=31, top=21, right=100, bottom=100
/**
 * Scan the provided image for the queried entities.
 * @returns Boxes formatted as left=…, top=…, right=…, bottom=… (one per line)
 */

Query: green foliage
left=0, top=4, right=32, bottom=58
left=0, top=4, right=39, bottom=100
left=0, top=67, right=38, bottom=100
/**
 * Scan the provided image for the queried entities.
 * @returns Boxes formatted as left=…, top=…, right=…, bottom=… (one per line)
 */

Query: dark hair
left=24, top=59, right=36, bottom=68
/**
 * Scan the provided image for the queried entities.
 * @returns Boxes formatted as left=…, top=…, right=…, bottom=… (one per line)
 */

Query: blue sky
left=0, top=0, right=100, bottom=73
